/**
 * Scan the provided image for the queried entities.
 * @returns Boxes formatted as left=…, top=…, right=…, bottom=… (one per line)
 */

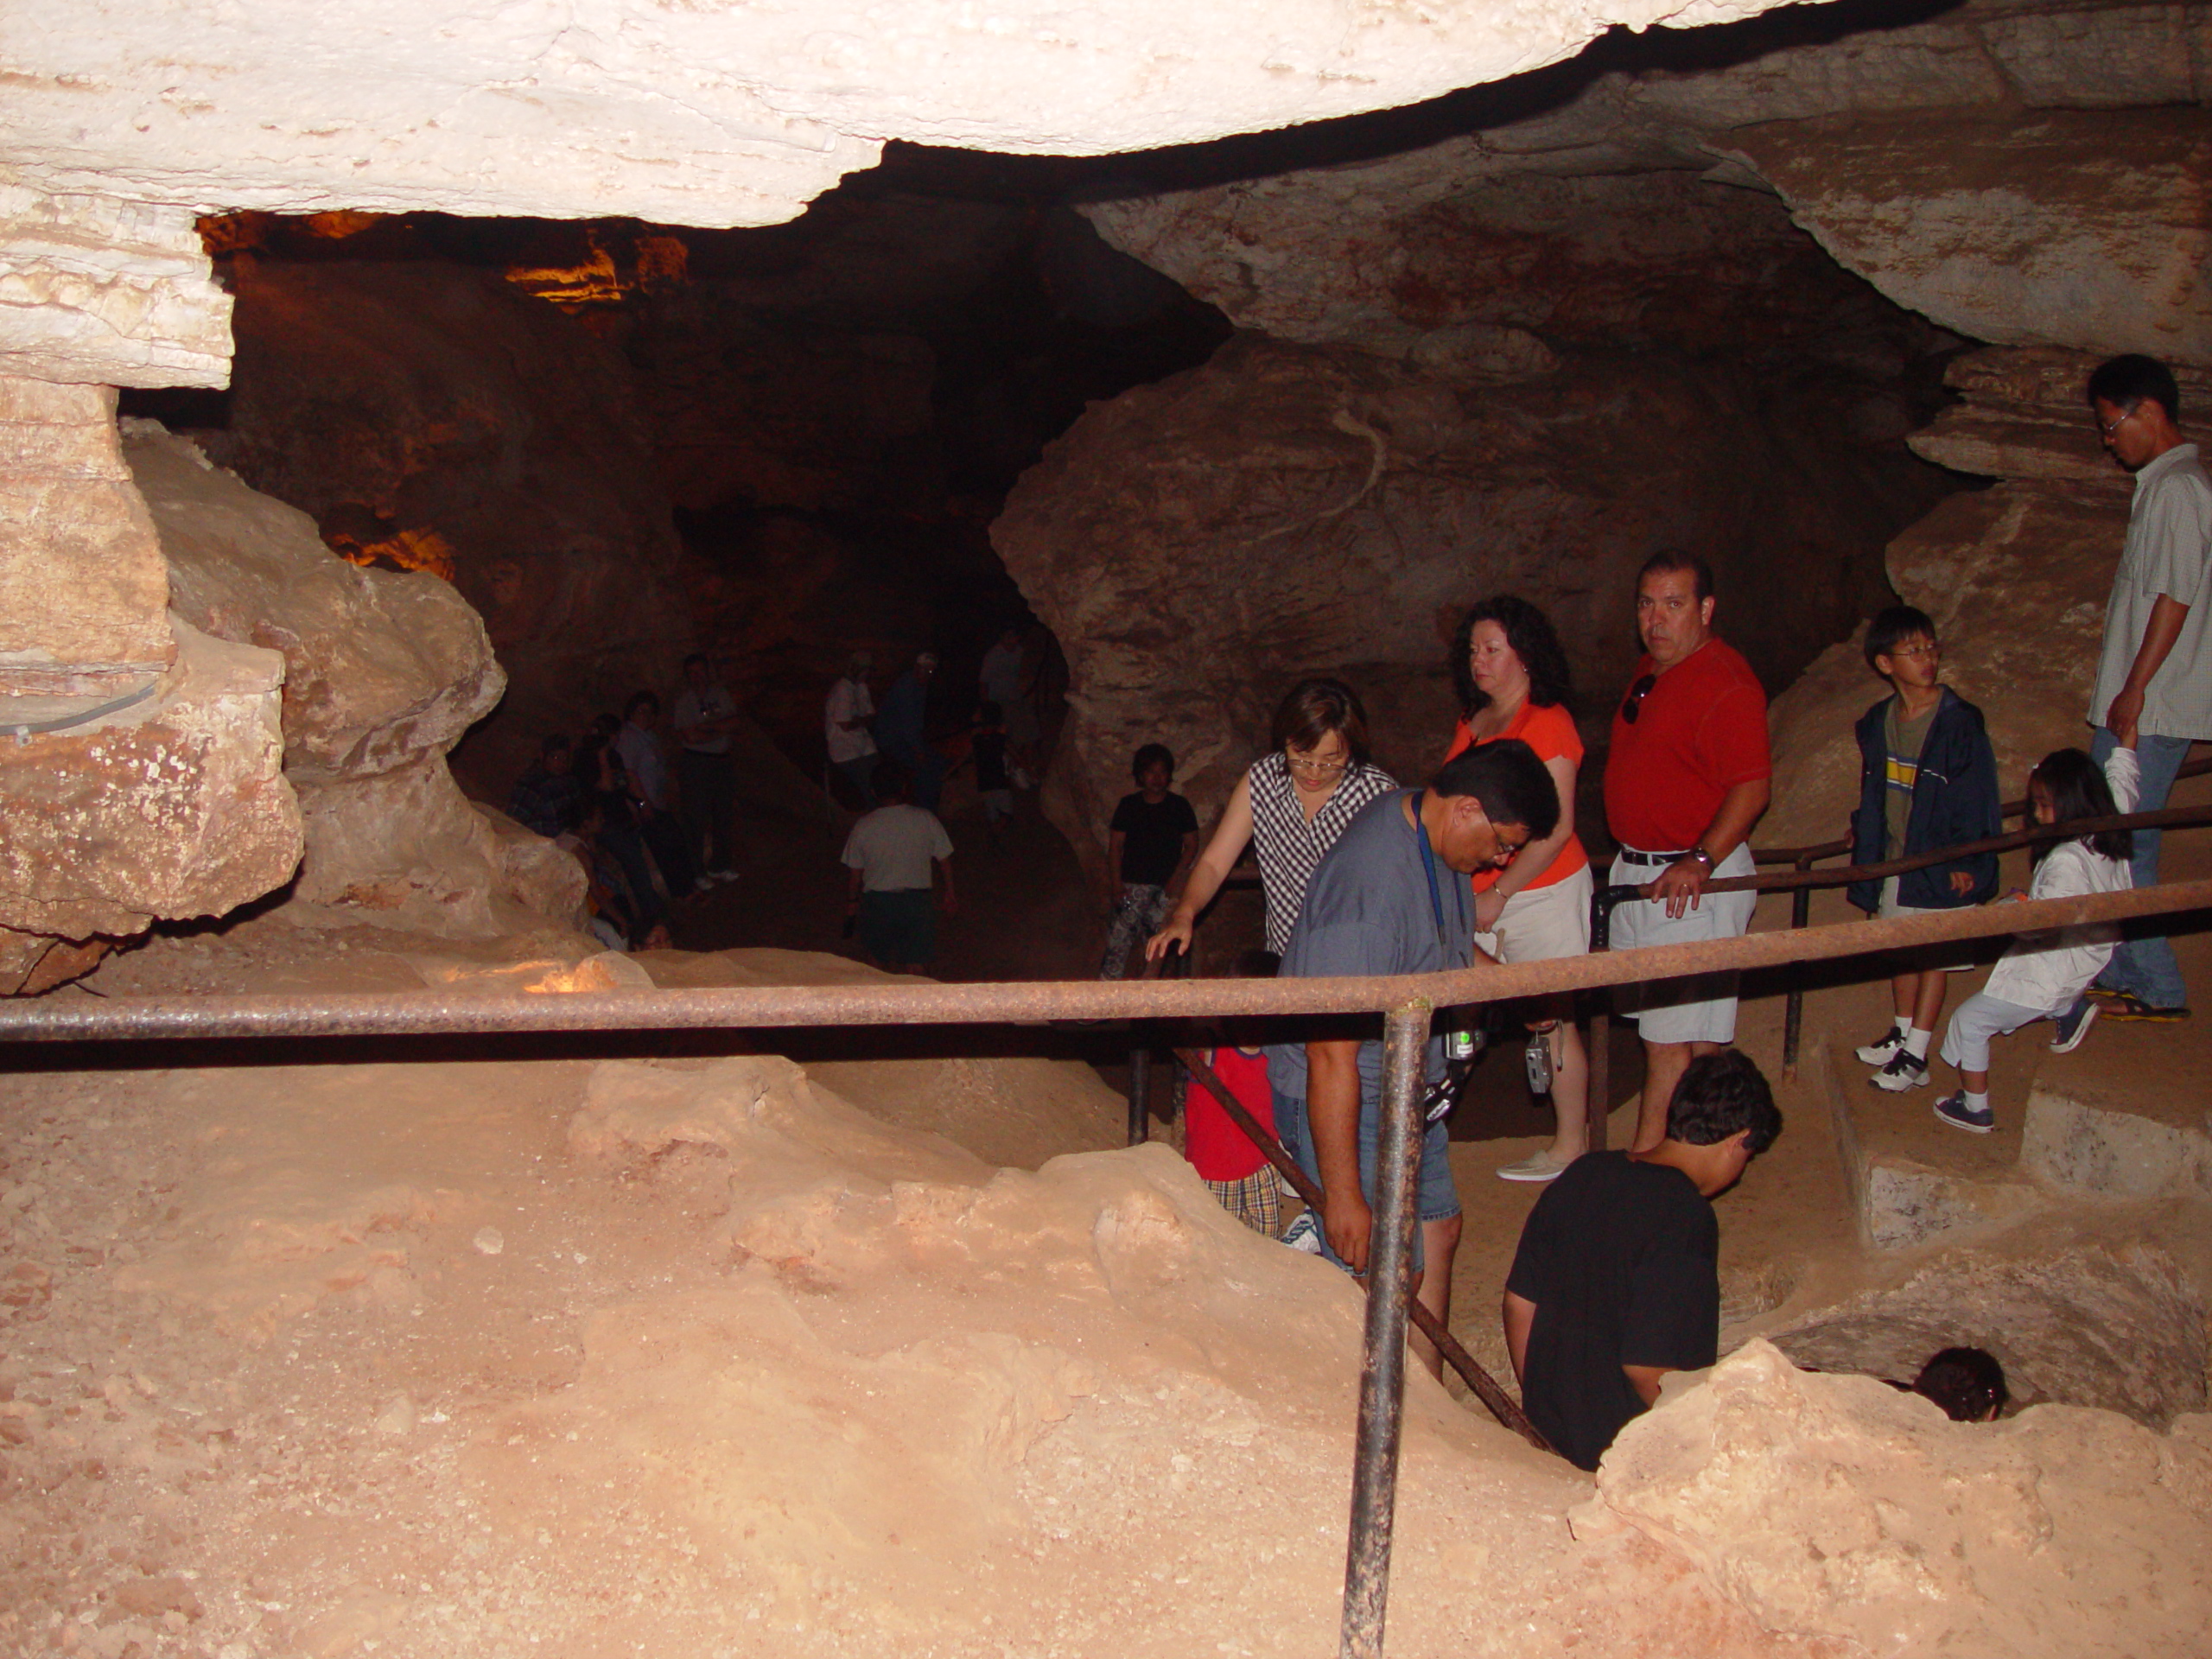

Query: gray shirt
left=673, top=684, right=736, bottom=755
left=1271, top=790, right=1471, bottom=1103
left=2091, top=442, right=2212, bottom=741
left=841, top=804, right=952, bottom=892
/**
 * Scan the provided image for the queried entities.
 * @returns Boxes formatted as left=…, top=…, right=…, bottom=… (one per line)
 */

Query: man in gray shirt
left=1274, top=740, right=1556, bottom=1378
left=2082, top=355, right=2212, bottom=1020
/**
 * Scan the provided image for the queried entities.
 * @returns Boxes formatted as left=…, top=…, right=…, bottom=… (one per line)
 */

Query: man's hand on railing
left=1325, top=1188, right=1374, bottom=1275
left=1649, top=855, right=1711, bottom=918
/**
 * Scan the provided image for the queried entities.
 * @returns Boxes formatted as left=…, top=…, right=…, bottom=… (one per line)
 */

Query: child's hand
left=1949, top=871, right=1976, bottom=896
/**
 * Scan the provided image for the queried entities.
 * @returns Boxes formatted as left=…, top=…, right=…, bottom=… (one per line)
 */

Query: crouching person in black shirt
left=1502, top=1049, right=1781, bottom=1471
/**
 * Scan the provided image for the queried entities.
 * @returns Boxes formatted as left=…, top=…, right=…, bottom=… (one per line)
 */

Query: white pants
left=1938, top=992, right=2044, bottom=1074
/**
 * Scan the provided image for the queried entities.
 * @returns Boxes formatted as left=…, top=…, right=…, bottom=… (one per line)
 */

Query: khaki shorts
left=1876, top=875, right=1974, bottom=971
left=1475, top=863, right=1592, bottom=965
left=1609, top=844, right=1757, bottom=1046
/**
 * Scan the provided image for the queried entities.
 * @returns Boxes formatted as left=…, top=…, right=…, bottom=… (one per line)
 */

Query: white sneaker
left=692, top=876, right=716, bottom=893
left=1870, top=1051, right=1929, bottom=1092
left=1280, top=1211, right=1324, bottom=1254
left=709, top=868, right=741, bottom=885
left=1855, top=1027, right=1907, bottom=1065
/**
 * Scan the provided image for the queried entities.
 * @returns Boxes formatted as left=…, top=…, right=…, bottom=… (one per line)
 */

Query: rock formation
left=1588, top=1339, right=2212, bottom=1657
left=0, top=382, right=299, bottom=991
left=997, top=283, right=1952, bottom=871
left=126, top=421, right=585, bottom=939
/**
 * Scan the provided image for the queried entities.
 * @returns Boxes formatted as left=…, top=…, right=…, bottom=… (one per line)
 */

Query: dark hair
left=870, top=759, right=912, bottom=802
left=1910, top=1347, right=2009, bottom=1422
left=1638, top=548, right=1713, bottom=601
left=1270, top=677, right=1371, bottom=766
left=1133, top=743, right=1174, bottom=783
left=1666, top=1049, right=1781, bottom=1153
left=625, top=690, right=659, bottom=719
left=2087, top=354, right=2180, bottom=423
left=683, top=652, right=709, bottom=672
left=1451, top=594, right=1575, bottom=717
left=1429, top=739, right=1559, bottom=841
left=1865, top=605, right=1937, bottom=672
left=2030, top=748, right=2133, bottom=864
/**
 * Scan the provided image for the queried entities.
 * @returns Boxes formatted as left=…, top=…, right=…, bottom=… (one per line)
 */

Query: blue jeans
left=1272, top=1082, right=1458, bottom=1274
left=2090, top=727, right=2191, bottom=1008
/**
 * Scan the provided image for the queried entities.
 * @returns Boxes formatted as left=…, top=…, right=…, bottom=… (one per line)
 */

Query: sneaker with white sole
left=2049, top=999, right=2098, bottom=1054
left=1870, top=1051, right=1929, bottom=1092
left=1934, top=1092, right=1994, bottom=1134
left=1281, top=1211, right=1324, bottom=1253
left=1855, top=1027, right=1908, bottom=1065
left=1497, top=1150, right=1573, bottom=1183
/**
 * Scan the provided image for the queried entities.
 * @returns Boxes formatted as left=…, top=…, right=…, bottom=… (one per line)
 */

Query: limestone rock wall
left=1762, top=348, right=2212, bottom=849
left=996, top=327, right=1950, bottom=870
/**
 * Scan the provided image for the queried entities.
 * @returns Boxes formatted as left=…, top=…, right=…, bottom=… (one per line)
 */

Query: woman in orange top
left=1445, top=596, right=1593, bottom=1182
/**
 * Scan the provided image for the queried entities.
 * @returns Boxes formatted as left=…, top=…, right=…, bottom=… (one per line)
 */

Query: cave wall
left=995, top=0, right=2210, bottom=869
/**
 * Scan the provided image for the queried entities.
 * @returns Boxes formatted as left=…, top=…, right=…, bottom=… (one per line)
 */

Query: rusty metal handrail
left=3, top=880, right=2206, bottom=1045
left=1749, top=753, right=2212, bottom=868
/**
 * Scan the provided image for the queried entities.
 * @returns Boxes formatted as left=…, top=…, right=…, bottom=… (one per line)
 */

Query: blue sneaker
left=2049, top=999, right=2098, bottom=1054
left=1935, top=1092, right=1994, bottom=1135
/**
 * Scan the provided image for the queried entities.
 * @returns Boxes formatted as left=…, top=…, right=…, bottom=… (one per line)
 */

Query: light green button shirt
left=2091, top=442, right=2212, bottom=741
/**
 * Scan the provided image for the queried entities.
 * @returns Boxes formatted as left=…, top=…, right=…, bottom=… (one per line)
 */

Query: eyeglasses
left=2099, top=407, right=2139, bottom=440
left=1620, top=672, right=1657, bottom=725
left=1285, top=753, right=1349, bottom=778
left=1886, top=640, right=1939, bottom=660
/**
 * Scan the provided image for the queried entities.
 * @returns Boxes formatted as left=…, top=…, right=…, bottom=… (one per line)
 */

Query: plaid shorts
left=1204, top=1166, right=1283, bottom=1236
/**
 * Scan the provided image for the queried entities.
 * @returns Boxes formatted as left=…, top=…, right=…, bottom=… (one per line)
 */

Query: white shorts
left=1609, top=843, right=1758, bottom=1046
left=1875, top=876, right=1974, bottom=972
left=1475, top=863, right=1592, bottom=965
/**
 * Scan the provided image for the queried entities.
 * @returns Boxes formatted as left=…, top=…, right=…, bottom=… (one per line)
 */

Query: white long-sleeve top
left=1983, top=746, right=2139, bottom=1016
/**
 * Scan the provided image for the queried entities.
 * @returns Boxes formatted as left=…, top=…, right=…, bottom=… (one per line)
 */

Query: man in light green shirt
left=2082, top=354, right=2212, bottom=1020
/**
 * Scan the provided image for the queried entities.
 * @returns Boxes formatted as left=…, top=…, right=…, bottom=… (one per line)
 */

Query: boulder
left=120, top=418, right=593, bottom=939
left=1587, top=1340, right=2212, bottom=1656
left=127, top=421, right=504, bottom=785
left=0, top=617, right=299, bottom=989
left=995, top=332, right=1948, bottom=873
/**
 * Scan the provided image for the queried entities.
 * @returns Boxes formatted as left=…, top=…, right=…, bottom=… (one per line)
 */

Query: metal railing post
left=1781, top=855, right=1814, bottom=1080
left=1340, top=1000, right=1431, bottom=1659
left=1126, top=1040, right=1151, bottom=1146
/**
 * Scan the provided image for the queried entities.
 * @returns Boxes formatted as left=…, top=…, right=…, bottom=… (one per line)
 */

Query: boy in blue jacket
left=1848, top=607, right=2002, bottom=1091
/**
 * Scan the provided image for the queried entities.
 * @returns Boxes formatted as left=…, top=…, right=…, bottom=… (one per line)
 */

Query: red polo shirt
left=1603, top=638, right=1770, bottom=853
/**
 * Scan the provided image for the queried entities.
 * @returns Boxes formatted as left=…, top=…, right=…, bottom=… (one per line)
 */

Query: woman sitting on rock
left=1146, top=675, right=1399, bottom=969
left=1444, top=595, right=1594, bottom=1184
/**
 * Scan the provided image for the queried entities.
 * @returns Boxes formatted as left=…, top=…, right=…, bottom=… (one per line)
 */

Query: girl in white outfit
left=1934, top=734, right=2139, bottom=1133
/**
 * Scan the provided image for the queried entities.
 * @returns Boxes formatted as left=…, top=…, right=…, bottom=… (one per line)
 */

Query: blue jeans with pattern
left=1099, top=884, right=1173, bottom=979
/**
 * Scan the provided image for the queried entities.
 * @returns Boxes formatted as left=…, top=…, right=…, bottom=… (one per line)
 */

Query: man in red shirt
left=1603, top=551, right=1772, bottom=1153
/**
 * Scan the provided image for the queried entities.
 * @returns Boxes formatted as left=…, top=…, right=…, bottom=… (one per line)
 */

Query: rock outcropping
left=126, top=422, right=583, bottom=939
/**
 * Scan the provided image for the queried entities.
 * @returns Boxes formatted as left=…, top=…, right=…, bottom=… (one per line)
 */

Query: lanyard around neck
left=1410, top=791, right=1467, bottom=961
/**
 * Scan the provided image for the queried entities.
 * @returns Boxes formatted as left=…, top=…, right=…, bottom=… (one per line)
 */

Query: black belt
left=1616, top=846, right=1694, bottom=868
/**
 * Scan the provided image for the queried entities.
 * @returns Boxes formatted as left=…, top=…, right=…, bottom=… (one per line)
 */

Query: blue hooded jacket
left=1847, top=686, right=2001, bottom=913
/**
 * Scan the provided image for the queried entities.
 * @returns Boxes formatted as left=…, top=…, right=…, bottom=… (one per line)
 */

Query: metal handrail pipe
left=3, top=880, right=2207, bottom=1045
left=1751, top=753, right=2212, bottom=867
left=1694, top=801, right=2212, bottom=899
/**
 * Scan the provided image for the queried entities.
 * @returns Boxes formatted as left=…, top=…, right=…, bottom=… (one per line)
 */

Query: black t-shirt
left=1505, top=1151, right=1719, bottom=1471
left=1110, top=791, right=1199, bottom=886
